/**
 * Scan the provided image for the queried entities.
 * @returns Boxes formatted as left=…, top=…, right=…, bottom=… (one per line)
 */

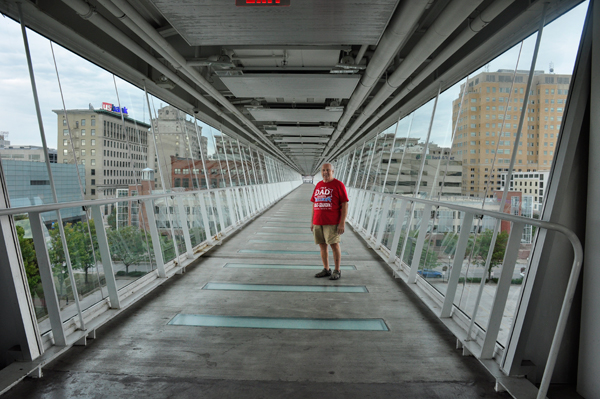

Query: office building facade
left=452, top=70, right=570, bottom=197
left=54, top=106, right=151, bottom=201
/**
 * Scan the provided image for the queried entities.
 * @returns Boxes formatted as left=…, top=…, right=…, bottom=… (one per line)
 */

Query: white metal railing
left=346, top=187, right=583, bottom=399
left=0, top=180, right=301, bottom=382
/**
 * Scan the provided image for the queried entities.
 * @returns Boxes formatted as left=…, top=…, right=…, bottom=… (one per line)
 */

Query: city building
left=452, top=70, right=570, bottom=197
left=0, top=145, right=57, bottom=163
left=368, top=135, right=463, bottom=197
left=54, top=104, right=151, bottom=202
left=1, top=160, right=85, bottom=224
left=148, top=105, right=207, bottom=191
left=500, top=170, right=550, bottom=214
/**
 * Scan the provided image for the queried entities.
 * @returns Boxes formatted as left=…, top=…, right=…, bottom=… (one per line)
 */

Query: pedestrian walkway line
left=223, top=263, right=357, bottom=270
left=202, top=282, right=368, bottom=293
left=239, top=249, right=349, bottom=255
left=168, top=314, right=389, bottom=331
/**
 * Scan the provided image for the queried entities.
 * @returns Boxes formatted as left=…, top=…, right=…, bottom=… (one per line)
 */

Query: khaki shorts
left=313, top=225, right=341, bottom=245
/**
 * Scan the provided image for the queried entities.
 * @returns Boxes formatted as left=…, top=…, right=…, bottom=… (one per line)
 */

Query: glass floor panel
left=203, top=282, right=368, bottom=293
left=168, top=314, right=389, bottom=331
left=224, top=263, right=357, bottom=270
left=239, top=249, right=349, bottom=255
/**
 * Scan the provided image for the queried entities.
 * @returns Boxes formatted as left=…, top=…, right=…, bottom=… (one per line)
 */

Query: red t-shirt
left=310, top=179, right=349, bottom=225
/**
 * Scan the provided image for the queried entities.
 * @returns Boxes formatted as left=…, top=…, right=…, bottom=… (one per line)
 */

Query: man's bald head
left=321, top=163, right=334, bottom=182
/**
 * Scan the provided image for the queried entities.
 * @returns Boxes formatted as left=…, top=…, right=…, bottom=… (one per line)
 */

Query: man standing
left=311, top=163, right=349, bottom=280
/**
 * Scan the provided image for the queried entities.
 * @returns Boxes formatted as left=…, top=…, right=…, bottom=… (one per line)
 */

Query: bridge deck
left=4, top=185, right=508, bottom=398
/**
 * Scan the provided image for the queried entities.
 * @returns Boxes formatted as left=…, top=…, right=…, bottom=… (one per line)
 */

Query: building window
left=91, top=149, right=96, bottom=156
left=63, top=119, right=67, bottom=126
left=63, top=129, right=69, bottom=135
left=91, top=118, right=96, bottom=126
left=91, top=169, right=95, bottom=175
left=91, top=139, right=96, bottom=146
left=91, top=179, right=95, bottom=186
left=81, top=139, right=86, bottom=146
left=81, top=129, right=86, bottom=136
left=91, top=129, right=96, bottom=136
left=81, top=149, right=86, bottom=156
left=81, top=119, right=86, bottom=126
left=91, top=159, right=96, bottom=165
left=91, top=189, right=95, bottom=195
left=63, top=149, right=68, bottom=156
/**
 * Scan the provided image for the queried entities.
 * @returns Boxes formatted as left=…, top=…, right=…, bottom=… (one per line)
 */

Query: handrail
left=0, top=181, right=299, bottom=217
left=348, top=188, right=583, bottom=399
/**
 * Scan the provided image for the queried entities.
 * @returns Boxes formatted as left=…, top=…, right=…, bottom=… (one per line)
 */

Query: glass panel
left=152, top=197, right=177, bottom=264
left=219, top=190, right=232, bottom=228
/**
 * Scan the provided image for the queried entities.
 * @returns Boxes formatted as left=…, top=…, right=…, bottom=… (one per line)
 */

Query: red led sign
left=236, top=0, right=290, bottom=6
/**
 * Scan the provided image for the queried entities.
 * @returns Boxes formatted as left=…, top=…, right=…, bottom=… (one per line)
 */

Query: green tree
left=16, top=225, right=40, bottom=292
left=473, top=229, right=509, bottom=279
left=48, top=225, right=69, bottom=301
left=107, top=207, right=116, bottom=230
left=107, top=226, right=148, bottom=274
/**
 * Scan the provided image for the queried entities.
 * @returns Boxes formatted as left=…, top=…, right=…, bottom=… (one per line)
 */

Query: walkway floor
left=4, top=185, right=509, bottom=398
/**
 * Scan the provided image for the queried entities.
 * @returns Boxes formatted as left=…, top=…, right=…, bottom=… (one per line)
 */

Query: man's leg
left=330, top=243, right=341, bottom=271
left=319, top=243, right=329, bottom=270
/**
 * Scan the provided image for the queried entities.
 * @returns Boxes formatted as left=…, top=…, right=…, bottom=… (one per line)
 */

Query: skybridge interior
left=0, top=0, right=599, bottom=398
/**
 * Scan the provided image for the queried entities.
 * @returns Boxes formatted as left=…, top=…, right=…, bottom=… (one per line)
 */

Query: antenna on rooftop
left=485, top=63, right=490, bottom=73
left=549, top=62, right=555, bottom=73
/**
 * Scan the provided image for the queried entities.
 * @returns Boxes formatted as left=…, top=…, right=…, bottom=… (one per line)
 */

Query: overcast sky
left=0, top=1, right=589, bottom=152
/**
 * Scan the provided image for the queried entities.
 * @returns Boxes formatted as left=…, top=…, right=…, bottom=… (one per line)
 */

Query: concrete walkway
left=4, top=185, right=509, bottom=398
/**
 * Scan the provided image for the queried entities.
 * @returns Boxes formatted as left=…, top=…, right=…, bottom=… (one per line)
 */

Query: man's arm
left=338, top=202, right=348, bottom=235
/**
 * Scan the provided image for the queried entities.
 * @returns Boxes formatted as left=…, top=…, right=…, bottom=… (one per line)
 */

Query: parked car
left=418, top=269, right=443, bottom=278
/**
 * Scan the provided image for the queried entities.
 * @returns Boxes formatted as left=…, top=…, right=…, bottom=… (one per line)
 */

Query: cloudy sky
left=0, top=1, right=589, bottom=153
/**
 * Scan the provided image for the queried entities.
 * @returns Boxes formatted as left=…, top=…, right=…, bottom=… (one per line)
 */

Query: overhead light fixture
left=213, top=70, right=244, bottom=77
left=320, top=123, right=333, bottom=129
left=156, top=75, right=176, bottom=89
left=329, top=68, right=359, bottom=74
left=263, top=124, right=277, bottom=131
left=244, top=99, right=263, bottom=109
left=187, top=54, right=235, bottom=69
left=325, top=100, right=344, bottom=112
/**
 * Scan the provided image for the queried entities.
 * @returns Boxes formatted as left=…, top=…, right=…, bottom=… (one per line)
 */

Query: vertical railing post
left=213, top=191, right=227, bottom=233
left=480, top=222, right=525, bottom=358
left=225, top=189, right=238, bottom=225
left=388, top=200, right=409, bottom=264
left=29, top=211, right=67, bottom=346
left=197, top=193, right=214, bottom=244
left=142, top=200, right=166, bottom=278
left=407, top=204, right=433, bottom=283
left=375, top=195, right=392, bottom=249
left=175, top=197, right=194, bottom=258
left=366, top=193, right=381, bottom=239
left=441, top=212, right=475, bottom=318
left=90, top=205, right=122, bottom=306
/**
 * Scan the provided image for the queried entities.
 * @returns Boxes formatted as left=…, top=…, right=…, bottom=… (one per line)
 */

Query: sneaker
left=315, top=268, right=332, bottom=278
left=330, top=270, right=341, bottom=280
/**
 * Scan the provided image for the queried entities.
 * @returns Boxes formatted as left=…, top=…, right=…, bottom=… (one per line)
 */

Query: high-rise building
left=54, top=104, right=151, bottom=201
left=451, top=70, right=570, bottom=198
left=147, top=105, right=207, bottom=191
